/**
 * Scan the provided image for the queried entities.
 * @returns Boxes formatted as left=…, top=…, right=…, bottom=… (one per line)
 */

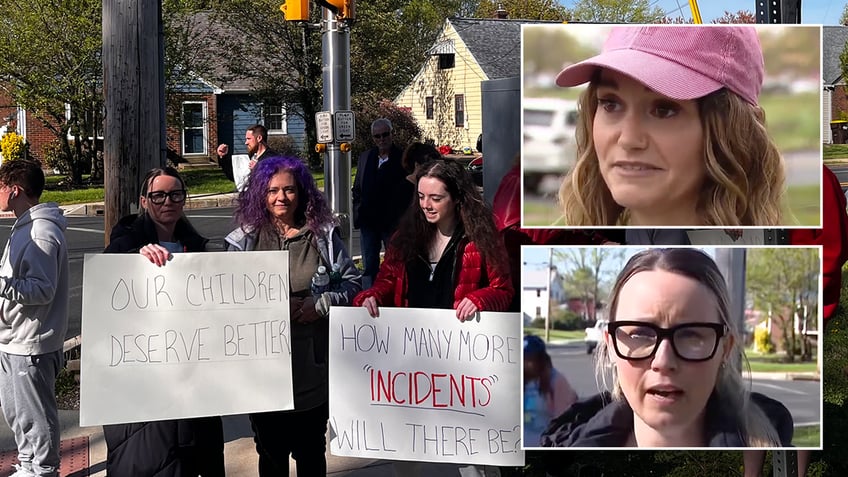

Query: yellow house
left=395, top=17, right=551, bottom=152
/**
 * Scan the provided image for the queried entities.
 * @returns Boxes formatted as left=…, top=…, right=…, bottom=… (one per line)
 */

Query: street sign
left=333, top=110, right=355, bottom=142
left=316, top=111, right=333, bottom=143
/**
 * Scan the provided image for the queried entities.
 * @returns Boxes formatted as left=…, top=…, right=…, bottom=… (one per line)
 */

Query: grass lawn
left=792, top=424, right=820, bottom=447
left=523, top=183, right=819, bottom=227
left=785, top=184, right=820, bottom=227
left=523, top=327, right=584, bottom=342
left=824, top=143, right=848, bottom=160
left=39, top=166, right=358, bottom=206
left=745, top=355, right=819, bottom=373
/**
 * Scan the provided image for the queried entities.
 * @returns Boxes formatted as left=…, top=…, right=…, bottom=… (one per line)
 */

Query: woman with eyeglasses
left=540, top=248, right=793, bottom=448
left=103, top=167, right=225, bottom=475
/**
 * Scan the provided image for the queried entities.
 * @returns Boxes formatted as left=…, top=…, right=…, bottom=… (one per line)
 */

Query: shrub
left=351, top=93, right=423, bottom=166
left=1, top=132, right=27, bottom=162
left=754, top=326, right=775, bottom=354
left=267, top=135, right=302, bottom=159
left=42, top=139, right=72, bottom=175
left=551, top=309, right=583, bottom=331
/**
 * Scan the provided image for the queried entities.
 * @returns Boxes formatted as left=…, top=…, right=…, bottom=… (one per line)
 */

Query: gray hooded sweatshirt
left=0, top=202, right=69, bottom=355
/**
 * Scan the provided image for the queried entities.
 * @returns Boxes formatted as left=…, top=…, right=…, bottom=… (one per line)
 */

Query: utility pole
left=102, top=0, right=165, bottom=245
left=754, top=4, right=801, bottom=473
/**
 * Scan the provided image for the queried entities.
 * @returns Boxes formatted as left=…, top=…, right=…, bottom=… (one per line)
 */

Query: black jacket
left=103, top=213, right=223, bottom=477
left=352, top=144, right=413, bottom=230
left=540, top=391, right=793, bottom=447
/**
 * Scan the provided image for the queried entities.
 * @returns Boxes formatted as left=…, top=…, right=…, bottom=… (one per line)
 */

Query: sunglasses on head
left=372, top=131, right=391, bottom=139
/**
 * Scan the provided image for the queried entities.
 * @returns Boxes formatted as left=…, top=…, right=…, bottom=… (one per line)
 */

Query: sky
left=561, top=0, right=844, bottom=24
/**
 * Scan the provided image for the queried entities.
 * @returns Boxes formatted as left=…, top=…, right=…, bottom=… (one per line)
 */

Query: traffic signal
left=280, top=0, right=309, bottom=22
left=315, top=0, right=354, bottom=20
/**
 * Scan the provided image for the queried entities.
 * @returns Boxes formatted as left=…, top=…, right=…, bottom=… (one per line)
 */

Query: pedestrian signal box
left=281, top=0, right=309, bottom=22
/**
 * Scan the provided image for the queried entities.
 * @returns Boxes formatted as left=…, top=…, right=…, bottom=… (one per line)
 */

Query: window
left=425, top=97, right=434, bottom=120
left=65, top=103, right=104, bottom=140
left=438, top=53, right=455, bottom=70
left=182, top=101, right=207, bottom=155
left=454, top=94, right=465, bottom=128
left=265, top=104, right=287, bottom=134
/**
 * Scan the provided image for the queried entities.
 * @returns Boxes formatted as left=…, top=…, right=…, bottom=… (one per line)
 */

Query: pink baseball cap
left=555, top=25, right=764, bottom=106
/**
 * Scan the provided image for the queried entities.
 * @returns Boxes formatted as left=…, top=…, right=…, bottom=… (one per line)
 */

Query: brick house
left=1, top=13, right=307, bottom=167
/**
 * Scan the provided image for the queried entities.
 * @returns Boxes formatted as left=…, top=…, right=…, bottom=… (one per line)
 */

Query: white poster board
left=80, top=251, right=293, bottom=426
left=232, top=153, right=251, bottom=191
left=329, top=307, right=525, bottom=467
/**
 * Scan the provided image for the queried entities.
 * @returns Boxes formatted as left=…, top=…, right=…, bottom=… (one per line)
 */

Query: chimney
left=495, top=2, right=507, bottom=19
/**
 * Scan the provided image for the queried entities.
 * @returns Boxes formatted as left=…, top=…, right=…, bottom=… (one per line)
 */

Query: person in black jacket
left=541, top=248, right=793, bottom=449
left=102, top=167, right=224, bottom=477
left=352, top=118, right=413, bottom=288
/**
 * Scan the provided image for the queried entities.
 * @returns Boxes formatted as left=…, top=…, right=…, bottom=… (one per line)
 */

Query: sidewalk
left=0, top=412, right=467, bottom=476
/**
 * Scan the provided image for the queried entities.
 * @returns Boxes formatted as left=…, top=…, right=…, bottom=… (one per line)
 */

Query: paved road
left=548, top=342, right=821, bottom=430
left=831, top=164, right=848, bottom=189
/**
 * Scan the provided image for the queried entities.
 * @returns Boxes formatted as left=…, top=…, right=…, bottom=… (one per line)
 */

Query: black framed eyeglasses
left=372, top=131, right=391, bottom=139
left=608, top=320, right=727, bottom=362
left=146, top=189, right=187, bottom=205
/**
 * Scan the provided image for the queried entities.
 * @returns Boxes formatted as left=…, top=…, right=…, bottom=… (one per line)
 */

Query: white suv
left=522, top=97, right=579, bottom=195
left=584, top=319, right=608, bottom=354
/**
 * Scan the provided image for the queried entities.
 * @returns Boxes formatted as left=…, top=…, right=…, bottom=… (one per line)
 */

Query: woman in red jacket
left=354, top=159, right=513, bottom=320
left=354, top=159, right=512, bottom=476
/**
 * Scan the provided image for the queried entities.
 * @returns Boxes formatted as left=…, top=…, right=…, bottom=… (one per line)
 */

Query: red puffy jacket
left=352, top=238, right=513, bottom=312
left=789, top=165, right=848, bottom=321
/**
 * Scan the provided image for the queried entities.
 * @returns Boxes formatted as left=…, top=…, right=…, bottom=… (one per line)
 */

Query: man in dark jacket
left=352, top=118, right=413, bottom=288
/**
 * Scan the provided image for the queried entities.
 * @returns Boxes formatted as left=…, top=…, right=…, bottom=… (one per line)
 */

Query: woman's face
left=265, top=171, right=299, bottom=224
left=606, top=269, right=730, bottom=444
left=418, top=176, right=456, bottom=229
left=592, top=69, right=707, bottom=225
left=140, top=175, right=185, bottom=228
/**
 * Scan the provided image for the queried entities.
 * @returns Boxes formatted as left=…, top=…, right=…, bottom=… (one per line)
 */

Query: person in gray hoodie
left=0, top=160, right=69, bottom=477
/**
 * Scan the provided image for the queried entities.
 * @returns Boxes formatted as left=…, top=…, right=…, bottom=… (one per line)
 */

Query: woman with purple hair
left=224, top=155, right=361, bottom=476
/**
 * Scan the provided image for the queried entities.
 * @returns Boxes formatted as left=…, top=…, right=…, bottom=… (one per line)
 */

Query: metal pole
left=715, top=248, right=747, bottom=370
left=546, top=247, right=552, bottom=343
left=320, top=8, right=352, bottom=254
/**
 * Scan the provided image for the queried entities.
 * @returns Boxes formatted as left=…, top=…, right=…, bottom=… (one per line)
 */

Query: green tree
left=213, top=0, right=462, bottom=169
left=746, top=248, right=819, bottom=362
left=712, top=9, right=756, bottom=23
left=0, top=0, right=102, bottom=183
left=841, top=2, right=848, bottom=26
left=570, top=0, right=664, bottom=23
left=555, top=247, right=623, bottom=322
left=474, top=0, right=571, bottom=20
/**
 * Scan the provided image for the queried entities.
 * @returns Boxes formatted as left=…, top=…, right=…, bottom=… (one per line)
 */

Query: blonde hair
left=593, top=249, right=781, bottom=446
left=559, top=82, right=785, bottom=226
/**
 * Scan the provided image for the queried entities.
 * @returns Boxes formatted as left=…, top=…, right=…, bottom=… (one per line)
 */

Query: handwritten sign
left=80, top=251, right=294, bottom=426
left=232, top=154, right=251, bottom=191
left=329, top=307, right=525, bottom=467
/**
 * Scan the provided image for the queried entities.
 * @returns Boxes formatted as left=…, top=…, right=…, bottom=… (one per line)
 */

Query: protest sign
left=329, top=307, right=525, bottom=467
left=80, top=251, right=293, bottom=426
left=232, top=153, right=251, bottom=191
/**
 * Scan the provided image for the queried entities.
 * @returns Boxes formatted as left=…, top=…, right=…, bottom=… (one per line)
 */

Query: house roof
left=824, top=26, right=848, bottom=85
left=449, top=17, right=557, bottom=80
left=187, top=12, right=257, bottom=93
